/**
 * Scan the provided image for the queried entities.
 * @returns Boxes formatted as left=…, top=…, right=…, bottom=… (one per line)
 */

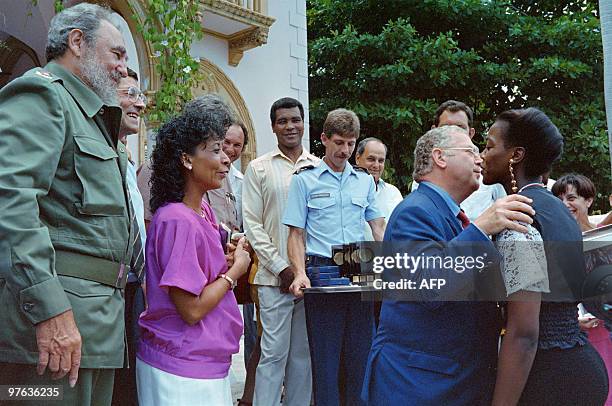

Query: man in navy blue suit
left=362, top=125, right=535, bottom=405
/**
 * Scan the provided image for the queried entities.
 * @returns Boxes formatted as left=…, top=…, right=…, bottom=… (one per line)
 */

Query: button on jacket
left=282, top=160, right=383, bottom=258
left=0, top=62, right=133, bottom=368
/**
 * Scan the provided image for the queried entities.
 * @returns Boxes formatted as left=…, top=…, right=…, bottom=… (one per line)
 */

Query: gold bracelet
left=218, top=273, right=236, bottom=290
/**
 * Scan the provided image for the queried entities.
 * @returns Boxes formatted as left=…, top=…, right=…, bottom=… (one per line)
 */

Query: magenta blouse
left=137, top=202, right=243, bottom=379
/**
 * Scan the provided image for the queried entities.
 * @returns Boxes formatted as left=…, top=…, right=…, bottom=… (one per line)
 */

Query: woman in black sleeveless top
left=480, top=107, right=608, bottom=405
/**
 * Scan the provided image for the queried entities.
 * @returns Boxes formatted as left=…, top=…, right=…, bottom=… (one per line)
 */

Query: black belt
left=306, top=255, right=335, bottom=267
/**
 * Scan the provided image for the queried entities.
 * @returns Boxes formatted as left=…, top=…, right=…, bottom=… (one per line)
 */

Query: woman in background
left=553, top=173, right=612, bottom=406
left=136, top=110, right=250, bottom=406
left=480, top=108, right=608, bottom=405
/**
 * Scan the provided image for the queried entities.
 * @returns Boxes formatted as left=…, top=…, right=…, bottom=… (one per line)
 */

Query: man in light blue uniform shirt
left=284, top=108, right=385, bottom=406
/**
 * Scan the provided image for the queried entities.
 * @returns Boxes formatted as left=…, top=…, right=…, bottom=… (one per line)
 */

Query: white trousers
left=254, top=285, right=312, bottom=406
left=136, top=358, right=233, bottom=406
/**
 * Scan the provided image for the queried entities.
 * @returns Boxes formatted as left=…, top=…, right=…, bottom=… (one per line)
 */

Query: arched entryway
left=193, top=59, right=257, bottom=171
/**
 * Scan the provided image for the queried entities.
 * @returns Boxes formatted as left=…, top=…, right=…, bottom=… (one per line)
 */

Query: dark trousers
left=304, top=281, right=375, bottom=406
left=243, top=302, right=258, bottom=367
left=112, top=281, right=145, bottom=406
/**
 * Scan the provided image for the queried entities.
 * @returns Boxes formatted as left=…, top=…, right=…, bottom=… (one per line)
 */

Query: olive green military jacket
left=0, top=62, right=133, bottom=368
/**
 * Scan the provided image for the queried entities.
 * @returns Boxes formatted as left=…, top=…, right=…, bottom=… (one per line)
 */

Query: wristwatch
left=218, top=273, right=236, bottom=290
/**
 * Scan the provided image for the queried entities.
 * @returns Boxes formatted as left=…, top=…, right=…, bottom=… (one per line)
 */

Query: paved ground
left=229, top=306, right=248, bottom=402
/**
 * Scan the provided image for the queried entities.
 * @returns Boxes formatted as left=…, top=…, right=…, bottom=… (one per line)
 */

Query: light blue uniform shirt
left=282, top=160, right=383, bottom=258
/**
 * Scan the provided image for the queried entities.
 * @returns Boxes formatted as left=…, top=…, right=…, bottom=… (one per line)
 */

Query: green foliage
left=308, top=0, right=611, bottom=210
left=137, top=0, right=203, bottom=124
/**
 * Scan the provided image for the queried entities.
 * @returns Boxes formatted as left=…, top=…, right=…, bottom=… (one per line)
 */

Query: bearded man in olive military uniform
left=0, top=3, right=139, bottom=405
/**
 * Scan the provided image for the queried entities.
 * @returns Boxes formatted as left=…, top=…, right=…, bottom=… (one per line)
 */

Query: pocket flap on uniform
left=351, top=197, right=368, bottom=208
left=307, top=196, right=335, bottom=209
left=384, top=345, right=460, bottom=376
left=59, top=275, right=115, bottom=298
left=404, top=351, right=459, bottom=375
left=74, top=135, right=118, bottom=160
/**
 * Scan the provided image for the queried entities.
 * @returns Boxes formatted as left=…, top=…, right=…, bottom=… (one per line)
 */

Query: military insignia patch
left=353, top=166, right=370, bottom=174
left=294, top=165, right=315, bottom=175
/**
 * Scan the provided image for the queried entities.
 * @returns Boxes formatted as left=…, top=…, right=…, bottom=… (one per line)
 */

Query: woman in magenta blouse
left=136, top=111, right=250, bottom=405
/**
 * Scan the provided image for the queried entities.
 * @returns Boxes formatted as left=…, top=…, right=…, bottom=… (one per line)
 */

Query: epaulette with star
left=353, top=166, right=370, bottom=174
left=293, top=165, right=315, bottom=175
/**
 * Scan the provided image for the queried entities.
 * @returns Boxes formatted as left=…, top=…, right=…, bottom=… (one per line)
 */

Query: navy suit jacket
left=362, top=182, right=502, bottom=405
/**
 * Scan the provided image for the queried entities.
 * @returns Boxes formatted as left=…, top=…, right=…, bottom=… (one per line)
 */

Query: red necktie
left=457, top=210, right=470, bottom=229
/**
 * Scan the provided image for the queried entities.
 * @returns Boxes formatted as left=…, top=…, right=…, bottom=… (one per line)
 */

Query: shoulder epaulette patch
left=294, top=165, right=315, bottom=175
left=354, top=166, right=370, bottom=174
left=35, top=70, right=54, bottom=80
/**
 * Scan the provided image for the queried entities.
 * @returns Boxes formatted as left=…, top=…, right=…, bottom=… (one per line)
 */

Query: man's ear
left=355, top=153, right=363, bottom=165
left=431, top=148, right=448, bottom=169
left=586, top=197, right=594, bottom=209
left=321, top=132, right=328, bottom=145
left=66, top=29, right=85, bottom=58
left=469, top=128, right=476, bottom=139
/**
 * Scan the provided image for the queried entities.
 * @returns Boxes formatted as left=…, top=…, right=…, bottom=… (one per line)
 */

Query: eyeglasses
left=439, top=146, right=481, bottom=158
left=118, top=86, right=147, bottom=105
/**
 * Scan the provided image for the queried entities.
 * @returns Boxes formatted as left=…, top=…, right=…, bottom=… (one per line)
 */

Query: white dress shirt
left=242, top=147, right=320, bottom=286
left=228, top=164, right=244, bottom=229
left=364, top=178, right=403, bottom=241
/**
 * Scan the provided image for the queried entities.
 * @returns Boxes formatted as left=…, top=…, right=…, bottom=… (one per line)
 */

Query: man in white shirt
left=355, top=137, right=403, bottom=240
left=243, top=97, right=319, bottom=406
left=411, top=100, right=506, bottom=220
left=113, top=67, right=146, bottom=406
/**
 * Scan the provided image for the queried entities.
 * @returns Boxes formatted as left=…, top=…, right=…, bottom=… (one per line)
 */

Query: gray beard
left=81, top=47, right=119, bottom=105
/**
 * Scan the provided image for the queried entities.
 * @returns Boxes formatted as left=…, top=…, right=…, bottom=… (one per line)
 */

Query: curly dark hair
left=150, top=110, right=225, bottom=213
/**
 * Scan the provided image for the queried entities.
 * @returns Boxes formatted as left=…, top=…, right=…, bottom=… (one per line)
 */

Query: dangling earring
left=509, top=159, right=518, bottom=193
left=187, top=164, right=193, bottom=170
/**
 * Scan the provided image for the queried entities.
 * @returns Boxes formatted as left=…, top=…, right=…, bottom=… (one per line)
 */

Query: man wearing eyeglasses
left=112, top=67, right=147, bottom=406
left=362, top=125, right=536, bottom=405
left=411, top=100, right=506, bottom=220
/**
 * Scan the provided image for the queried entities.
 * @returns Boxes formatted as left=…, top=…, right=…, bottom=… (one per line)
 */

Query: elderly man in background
left=355, top=137, right=403, bottom=241
left=0, top=3, right=137, bottom=405
left=112, top=67, right=147, bottom=406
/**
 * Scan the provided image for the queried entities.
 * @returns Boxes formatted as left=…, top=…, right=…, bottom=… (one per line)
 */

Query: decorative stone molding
left=228, top=27, right=269, bottom=66
left=200, top=0, right=275, bottom=27
left=200, top=0, right=275, bottom=66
